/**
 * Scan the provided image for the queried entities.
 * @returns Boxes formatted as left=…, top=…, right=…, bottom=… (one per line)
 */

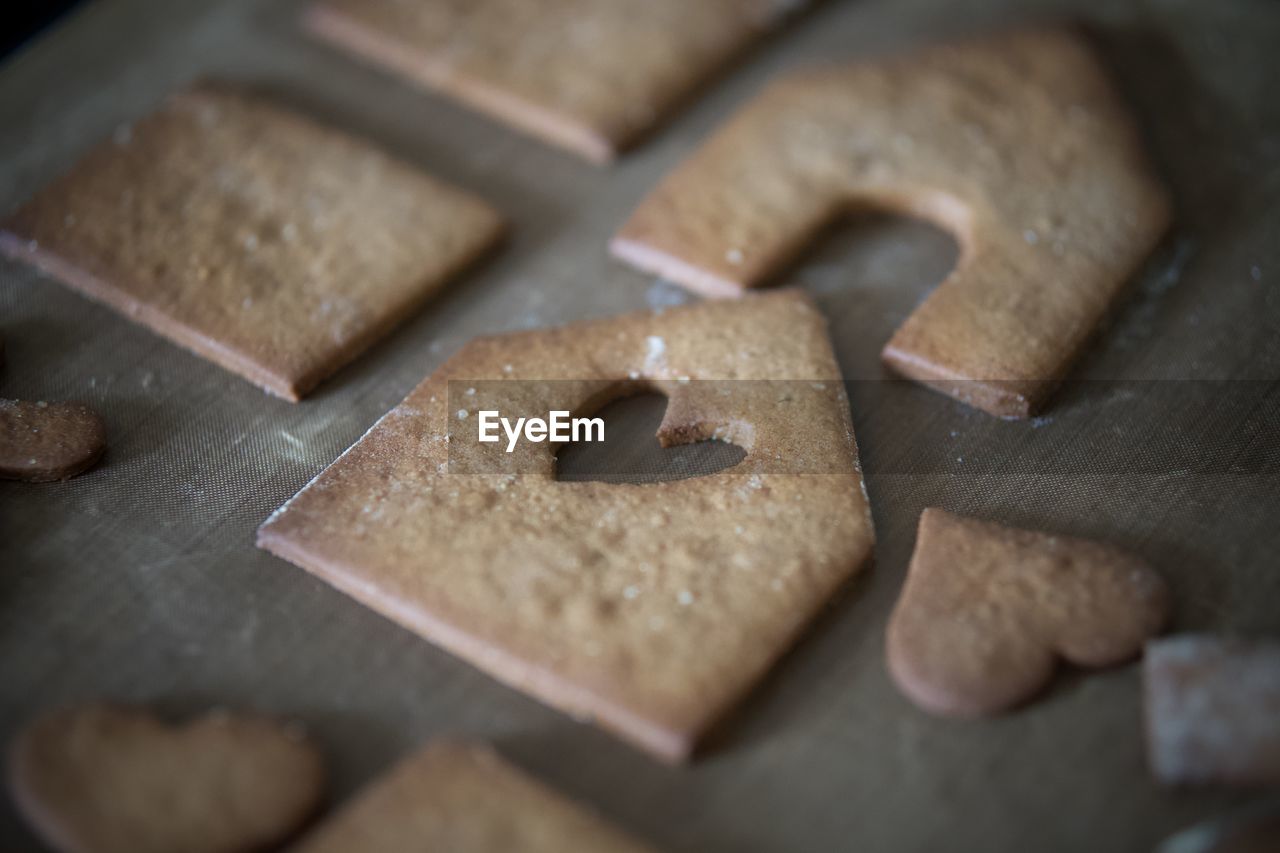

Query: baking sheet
left=2, top=0, right=1278, bottom=850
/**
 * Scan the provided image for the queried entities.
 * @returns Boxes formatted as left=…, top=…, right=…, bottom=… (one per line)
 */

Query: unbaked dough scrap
left=258, top=291, right=875, bottom=761
left=1, top=83, right=503, bottom=401
left=292, top=740, right=654, bottom=852
left=612, top=28, right=1171, bottom=417
left=0, top=398, right=106, bottom=482
left=886, top=508, right=1169, bottom=717
left=305, top=0, right=810, bottom=163
left=8, top=703, right=325, bottom=853
left=1145, top=635, right=1280, bottom=786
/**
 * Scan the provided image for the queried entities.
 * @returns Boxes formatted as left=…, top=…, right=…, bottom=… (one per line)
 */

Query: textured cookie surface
left=1145, top=635, right=1280, bottom=786
left=612, top=28, right=1171, bottom=416
left=886, top=508, right=1169, bottom=716
left=258, top=291, right=875, bottom=761
left=0, top=399, right=105, bottom=482
left=294, top=740, right=652, bottom=852
left=306, top=0, right=807, bottom=162
left=8, top=704, right=325, bottom=853
left=0, top=84, right=503, bottom=401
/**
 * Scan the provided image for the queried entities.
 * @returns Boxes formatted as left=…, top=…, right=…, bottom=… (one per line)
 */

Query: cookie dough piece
left=611, top=28, right=1171, bottom=417
left=0, top=84, right=503, bottom=401
left=1145, top=635, right=1280, bottom=786
left=305, top=0, right=808, bottom=163
left=8, top=704, right=325, bottom=853
left=0, top=399, right=106, bottom=482
left=293, top=740, right=653, bottom=852
left=886, top=508, right=1169, bottom=717
left=258, top=291, right=875, bottom=761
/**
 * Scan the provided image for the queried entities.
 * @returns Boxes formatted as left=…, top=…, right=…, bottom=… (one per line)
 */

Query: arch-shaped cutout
left=556, top=390, right=747, bottom=484
left=612, top=28, right=1171, bottom=417
left=793, top=208, right=962, bottom=372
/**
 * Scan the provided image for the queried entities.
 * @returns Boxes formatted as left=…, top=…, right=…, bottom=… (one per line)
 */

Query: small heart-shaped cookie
left=8, top=704, right=325, bottom=853
left=886, top=509, right=1170, bottom=716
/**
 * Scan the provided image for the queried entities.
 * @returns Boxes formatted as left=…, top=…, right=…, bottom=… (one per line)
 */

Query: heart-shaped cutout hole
left=555, top=391, right=745, bottom=484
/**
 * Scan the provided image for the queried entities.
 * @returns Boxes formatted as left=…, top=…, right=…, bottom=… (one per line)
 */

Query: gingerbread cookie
left=259, top=291, right=875, bottom=761
left=8, top=703, right=325, bottom=853
left=305, top=0, right=808, bottom=163
left=1145, top=635, right=1280, bottom=786
left=886, top=508, right=1169, bottom=717
left=0, top=399, right=106, bottom=482
left=1, top=84, right=503, bottom=401
left=293, top=740, right=652, bottom=852
left=612, top=28, right=1171, bottom=417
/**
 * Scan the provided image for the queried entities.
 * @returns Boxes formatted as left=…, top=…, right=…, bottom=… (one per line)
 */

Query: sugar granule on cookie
left=258, top=291, right=875, bottom=761
left=611, top=28, right=1171, bottom=417
left=7, top=703, right=325, bottom=853
left=0, top=399, right=106, bottom=482
left=1, top=84, right=503, bottom=401
left=886, top=508, right=1169, bottom=717
left=1145, top=635, right=1280, bottom=786
left=305, top=0, right=809, bottom=163
left=292, top=740, right=653, bottom=852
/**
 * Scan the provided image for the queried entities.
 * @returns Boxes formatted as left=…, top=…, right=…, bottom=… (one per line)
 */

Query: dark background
left=3, top=1, right=83, bottom=58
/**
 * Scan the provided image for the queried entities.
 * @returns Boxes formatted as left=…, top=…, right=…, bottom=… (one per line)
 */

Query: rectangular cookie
left=305, top=0, right=808, bottom=162
left=0, top=84, right=503, bottom=401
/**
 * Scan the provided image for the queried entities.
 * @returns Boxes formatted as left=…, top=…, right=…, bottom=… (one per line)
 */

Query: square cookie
left=258, top=292, right=875, bottom=761
left=306, top=0, right=808, bottom=162
left=0, top=84, right=503, bottom=401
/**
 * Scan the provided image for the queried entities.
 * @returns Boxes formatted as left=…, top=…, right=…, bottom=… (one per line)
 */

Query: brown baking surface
left=1, top=1, right=1277, bottom=851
